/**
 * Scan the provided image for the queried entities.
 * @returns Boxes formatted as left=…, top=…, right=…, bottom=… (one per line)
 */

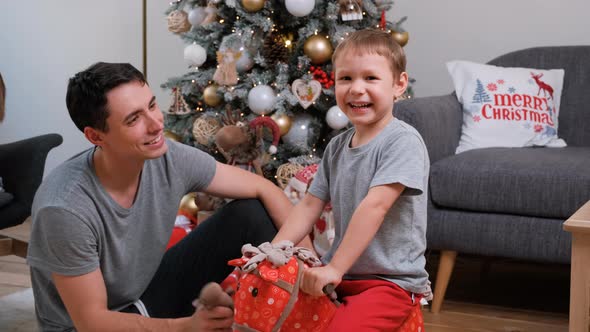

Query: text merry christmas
left=480, top=93, right=554, bottom=125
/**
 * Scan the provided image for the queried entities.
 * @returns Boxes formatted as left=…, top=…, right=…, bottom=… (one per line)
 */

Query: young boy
left=272, top=28, right=431, bottom=330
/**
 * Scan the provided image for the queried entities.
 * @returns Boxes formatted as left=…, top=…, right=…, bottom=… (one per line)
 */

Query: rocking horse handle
left=322, top=283, right=341, bottom=307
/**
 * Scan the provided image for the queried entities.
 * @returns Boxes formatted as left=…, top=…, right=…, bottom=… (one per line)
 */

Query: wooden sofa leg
left=431, top=250, right=457, bottom=314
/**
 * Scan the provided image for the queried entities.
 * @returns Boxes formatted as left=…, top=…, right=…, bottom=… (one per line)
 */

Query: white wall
left=0, top=1, right=142, bottom=174
left=146, top=1, right=188, bottom=115
left=391, top=0, right=590, bottom=97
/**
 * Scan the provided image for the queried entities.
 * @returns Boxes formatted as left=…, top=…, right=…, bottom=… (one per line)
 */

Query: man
left=27, top=62, right=292, bottom=331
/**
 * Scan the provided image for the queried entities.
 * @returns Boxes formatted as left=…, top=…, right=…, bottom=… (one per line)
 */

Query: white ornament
left=235, top=49, right=254, bottom=72
left=188, top=7, right=207, bottom=26
left=248, top=85, right=276, bottom=115
left=291, top=79, right=322, bottom=109
left=326, top=106, right=349, bottom=130
left=184, top=43, right=207, bottom=67
left=285, top=0, right=315, bottom=17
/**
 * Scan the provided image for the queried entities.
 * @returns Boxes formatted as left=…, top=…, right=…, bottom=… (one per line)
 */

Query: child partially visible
left=272, top=28, right=431, bottom=330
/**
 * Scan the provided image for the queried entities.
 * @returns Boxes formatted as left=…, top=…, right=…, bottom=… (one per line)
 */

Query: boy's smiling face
left=334, top=49, right=407, bottom=137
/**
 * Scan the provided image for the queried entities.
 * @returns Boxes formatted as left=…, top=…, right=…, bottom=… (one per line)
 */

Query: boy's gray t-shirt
left=309, top=118, right=430, bottom=294
left=26, top=140, right=216, bottom=331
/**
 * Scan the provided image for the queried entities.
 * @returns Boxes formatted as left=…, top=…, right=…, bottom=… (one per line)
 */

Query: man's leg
left=140, top=199, right=277, bottom=318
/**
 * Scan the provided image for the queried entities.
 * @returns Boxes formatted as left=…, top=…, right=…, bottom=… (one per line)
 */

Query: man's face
left=99, top=81, right=167, bottom=161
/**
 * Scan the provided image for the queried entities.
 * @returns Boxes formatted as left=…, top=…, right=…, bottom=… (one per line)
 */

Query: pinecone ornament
left=262, top=33, right=289, bottom=65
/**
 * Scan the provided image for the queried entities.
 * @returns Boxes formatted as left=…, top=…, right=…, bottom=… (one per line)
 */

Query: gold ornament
left=242, top=0, right=265, bottom=12
left=167, top=10, right=191, bottom=34
left=390, top=30, right=409, bottom=47
left=271, top=113, right=293, bottom=136
left=303, top=35, right=333, bottom=65
left=179, top=192, right=199, bottom=216
left=164, top=130, right=181, bottom=142
left=203, top=84, right=223, bottom=107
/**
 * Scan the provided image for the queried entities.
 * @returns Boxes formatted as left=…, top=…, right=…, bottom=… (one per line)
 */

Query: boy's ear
left=84, top=126, right=104, bottom=147
left=393, top=71, right=409, bottom=100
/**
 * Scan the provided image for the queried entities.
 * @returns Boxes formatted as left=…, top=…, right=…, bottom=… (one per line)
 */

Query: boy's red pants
left=326, top=279, right=423, bottom=332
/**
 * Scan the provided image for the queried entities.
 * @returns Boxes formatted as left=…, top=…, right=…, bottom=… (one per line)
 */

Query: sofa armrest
left=394, top=94, right=463, bottom=163
left=0, top=133, right=63, bottom=205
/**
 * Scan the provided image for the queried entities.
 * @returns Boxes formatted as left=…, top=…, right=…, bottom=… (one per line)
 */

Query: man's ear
left=393, top=71, right=409, bottom=100
left=84, top=127, right=104, bottom=147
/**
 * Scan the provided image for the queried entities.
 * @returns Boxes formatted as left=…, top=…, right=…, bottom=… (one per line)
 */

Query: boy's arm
left=272, top=193, right=326, bottom=247
left=204, top=162, right=293, bottom=228
left=52, top=269, right=232, bottom=332
left=300, top=183, right=405, bottom=296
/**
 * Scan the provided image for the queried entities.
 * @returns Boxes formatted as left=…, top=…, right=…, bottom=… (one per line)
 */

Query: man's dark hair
left=66, top=62, right=146, bottom=132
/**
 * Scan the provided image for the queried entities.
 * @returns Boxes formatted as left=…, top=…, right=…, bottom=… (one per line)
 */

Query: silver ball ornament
left=326, top=106, right=350, bottom=130
left=285, top=0, right=315, bottom=17
left=188, top=7, right=207, bottom=26
left=184, top=43, right=207, bottom=67
left=248, top=85, right=276, bottom=115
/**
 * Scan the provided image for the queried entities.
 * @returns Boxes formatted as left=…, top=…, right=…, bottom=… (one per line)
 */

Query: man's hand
left=189, top=306, right=234, bottom=332
left=300, top=264, right=343, bottom=297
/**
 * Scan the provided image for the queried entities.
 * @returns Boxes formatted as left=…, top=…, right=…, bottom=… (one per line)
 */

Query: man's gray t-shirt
left=26, top=140, right=216, bottom=331
left=309, top=118, right=430, bottom=294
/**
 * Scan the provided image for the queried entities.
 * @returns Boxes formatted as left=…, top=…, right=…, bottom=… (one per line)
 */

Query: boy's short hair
left=331, top=28, right=406, bottom=79
left=66, top=62, right=146, bottom=132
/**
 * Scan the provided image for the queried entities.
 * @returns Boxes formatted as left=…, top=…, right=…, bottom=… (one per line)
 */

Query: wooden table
left=563, top=200, right=590, bottom=332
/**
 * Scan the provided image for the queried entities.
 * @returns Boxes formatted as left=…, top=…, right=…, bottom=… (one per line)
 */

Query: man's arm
left=53, top=269, right=232, bottom=332
left=300, top=183, right=405, bottom=296
left=204, top=162, right=293, bottom=229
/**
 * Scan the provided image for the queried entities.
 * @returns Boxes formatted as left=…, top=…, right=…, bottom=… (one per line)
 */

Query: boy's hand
left=300, top=264, right=342, bottom=297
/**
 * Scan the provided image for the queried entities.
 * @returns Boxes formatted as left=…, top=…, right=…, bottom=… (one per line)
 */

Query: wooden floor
left=0, top=219, right=570, bottom=331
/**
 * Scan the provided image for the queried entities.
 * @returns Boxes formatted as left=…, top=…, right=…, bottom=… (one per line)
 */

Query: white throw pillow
left=447, top=60, right=567, bottom=154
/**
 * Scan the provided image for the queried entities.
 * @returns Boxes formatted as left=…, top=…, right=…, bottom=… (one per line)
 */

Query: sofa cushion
left=0, top=191, right=13, bottom=208
left=430, top=146, right=590, bottom=219
left=446, top=60, right=566, bottom=154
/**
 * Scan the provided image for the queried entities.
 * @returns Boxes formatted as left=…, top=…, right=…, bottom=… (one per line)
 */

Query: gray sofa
left=395, top=46, right=590, bottom=313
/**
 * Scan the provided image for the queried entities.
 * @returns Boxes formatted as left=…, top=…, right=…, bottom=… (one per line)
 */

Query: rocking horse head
left=228, top=241, right=337, bottom=332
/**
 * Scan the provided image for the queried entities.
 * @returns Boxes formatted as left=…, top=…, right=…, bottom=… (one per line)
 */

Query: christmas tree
left=162, top=0, right=411, bottom=185
left=472, top=79, right=492, bottom=104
